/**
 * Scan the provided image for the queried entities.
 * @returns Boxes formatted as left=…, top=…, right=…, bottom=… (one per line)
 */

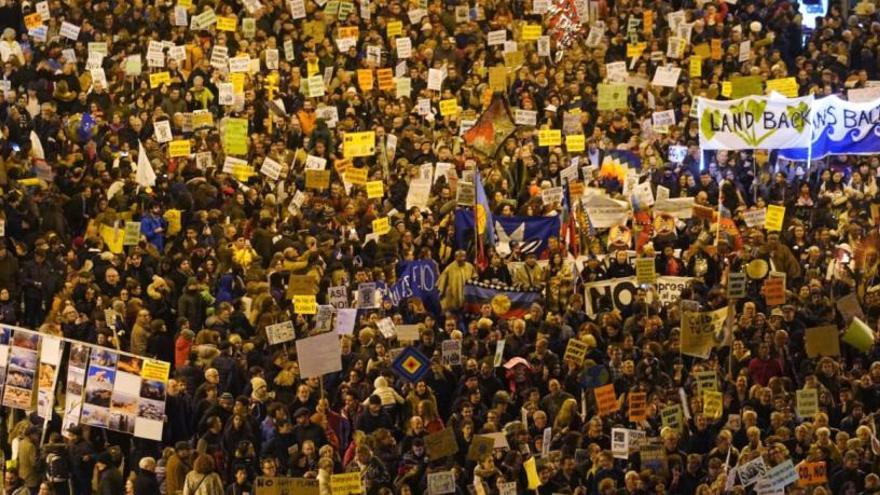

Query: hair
left=193, top=454, right=215, bottom=474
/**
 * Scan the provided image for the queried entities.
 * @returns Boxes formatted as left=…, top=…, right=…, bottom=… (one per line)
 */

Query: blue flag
left=78, top=113, right=96, bottom=142
left=385, top=260, right=441, bottom=316
left=454, top=210, right=560, bottom=256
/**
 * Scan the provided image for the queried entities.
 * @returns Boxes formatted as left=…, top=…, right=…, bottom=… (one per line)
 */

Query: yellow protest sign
left=217, top=16, right=237, bottom=31
left=223, top=118, right=249, bottom=156
left=693, top=43, right=710, bottom=58
left=229, top=73, right=246, bottom=94
left=636, top=257, right=656, bottom=284
left=343, top=131, right=375, bottom=158
left=373, top=217, right=391, bottom=235
left=141, top=359, right=171, bottom=382
left=306, top=58, right=319, bottom=76
left=149, top=71, right=171, bottom=88
left=565, top=134, right=585, bottom=153
left=357, top=69, right=373, bottom=91
left=366, top=180, right=384, bottom=199
left=703, top=390, right=723, bottom=419
left=690, top=56, right=702, bottom=78
left=386, top=20, right=403, bottom=38
left=192, top=111, right=214, bottom=129
left=168, top=140, right=191, bottom=158
left=626, top=42, right=646, bottom=58
left=100, top=225, right=124, bottom=254
left=305, top=169, right=331, bottom=190
left=766, top=77, right=799, bottom=97
left=764, top=204, right=785, bottom=231
left=344, top=167, right=368, bottom=185
left=488, top=65, right=507, bottom=92
left=293, top=295, right=317, bottom=315
left=797, top=462, right=827, bottom=487
left=439, top=98, right=459, bottom=116
left=338, top=26, right=359, bottom=39
left=178, top=0, right=192, bottom=7
left=164, top=209, right=182, bottom=235
left=720, top=82, right=732, bottom=98
left=521, top=24, right=542, bottom=41
left=525, top=457, right=541, bottom=490
left=597, top=83, right=628, bottom=110
left=537, top=129, right=562, bottom=146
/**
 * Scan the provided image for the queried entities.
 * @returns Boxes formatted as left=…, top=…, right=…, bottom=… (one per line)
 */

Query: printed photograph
left=6, top=367, right=34, bottom=390
left=137, top=398, right=165, bottom=421
left=90, top=349, right=118, bottom=369
left=140, top=379, right=166, bottom=401
left=69, top=344, right=90, bottom=369
left=81, top=403, right=109, bottom=427
left=11, top=332, right=39, bottom=350
left=2, top=386, right=32, bottom=409
left=117, top=356, right=142, bottom=374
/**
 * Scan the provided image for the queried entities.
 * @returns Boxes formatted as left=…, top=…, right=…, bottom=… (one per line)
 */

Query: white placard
left=296, top=332, right=343, bottom=378
left=305, top=155, right=327, bottom=170
left=652, top=66, right=681, bottom=87
left=153, top=121, right=173, bottom=143
left=396, top=37, right=412, bottom=59
left=514, top=108, right=537, bottom=126
left=652, top=110, right=676, bottom=128
left=606, top=61, right=627, bottom=82
left=288, top=0, right=306, bottom=18
left=265, top=320, right=295, bottom=345
left=60, top=22, right=81, bottom=41
left=487, top=30, right=507, bottom=46
left=427, top=68, right=444, bottom=91
left=260, top=157, right=283, bottom=181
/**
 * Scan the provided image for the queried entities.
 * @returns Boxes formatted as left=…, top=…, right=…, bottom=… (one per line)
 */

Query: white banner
left=697, top=95, right=813, bottom=150
left=583, top=276, right=692, bottom=317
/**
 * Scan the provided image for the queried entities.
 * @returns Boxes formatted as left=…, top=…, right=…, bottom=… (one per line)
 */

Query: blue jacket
left=140, top=213, right=167, bottom=252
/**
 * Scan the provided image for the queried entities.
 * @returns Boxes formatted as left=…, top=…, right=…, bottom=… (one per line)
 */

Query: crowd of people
left=0, top=0, right=879, bottom=493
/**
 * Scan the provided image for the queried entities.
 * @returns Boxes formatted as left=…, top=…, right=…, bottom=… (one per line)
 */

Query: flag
left=455, top=211, right=560, bottom=257
left=78, top=112, right=96, bottom=142
left=391, top=347, right=431, bottom=383
left=560, top=182, right=579, bottom=256
left=385, top=260, right=441, bottom=316
left=463, top=281, right=543, bottom=319
left=599, top=150, right=641, bottom=191
left=462, top=95, right=515, bottom=157
left=474, top=170, right=494, bottom=269
left=136, top=141, right=157, bottom=188
left=29, top=131, right=44, bottom=160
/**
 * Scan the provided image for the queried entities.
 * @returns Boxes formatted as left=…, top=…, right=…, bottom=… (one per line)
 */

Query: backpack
left=45, top=452, right=70, bottom=483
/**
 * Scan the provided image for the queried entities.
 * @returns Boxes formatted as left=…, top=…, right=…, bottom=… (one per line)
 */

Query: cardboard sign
left=661, top=404, right=683, bottom=432
left=843, top=317, right=875, bottom=352
left=635, top=258, right=656, bottom=284
left=255, top=477, right=319, bottom=495
left=763, top=275, right=785, bottom=307
left=265, top=320, right=296, bottom=345
left=702, top=390, right=723, bottom=419
left=425, top=428, right=458, bottom=460
left=467, top=435, right=495, bottom=461
left=330, top=473, right=362, bottom=495
left=695, top=370, right=717, bottom=394
left=796, top=462, right=827, bottom=486
left=594, top=383, right=619, bottom=416
left=804, top=325, right=840, bottom=358
left=628, top=392, right=647, bottom=422
left=566, top=134, right=585, bottom=153
left=564, top=339, right=588, bottom=364
left=727, top=272, right=747, bottom=299
left=796, top=388, right=818, bottom=418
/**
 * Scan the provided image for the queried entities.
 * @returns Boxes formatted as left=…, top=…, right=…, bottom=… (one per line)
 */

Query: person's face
left=261, top=461, right=276, bottom=476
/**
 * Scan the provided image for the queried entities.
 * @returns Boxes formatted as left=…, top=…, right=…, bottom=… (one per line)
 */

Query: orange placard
left=376, top=68, right=394, bottom=91
left=357, top=69, right=373, bottom=91
left=797, top=462, right=827, bottom=486
left=711, top=39, right=722, bottom=60
left=594, top=384, right=619, bottom=416
left=628, top=392, right=647, bottom=422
